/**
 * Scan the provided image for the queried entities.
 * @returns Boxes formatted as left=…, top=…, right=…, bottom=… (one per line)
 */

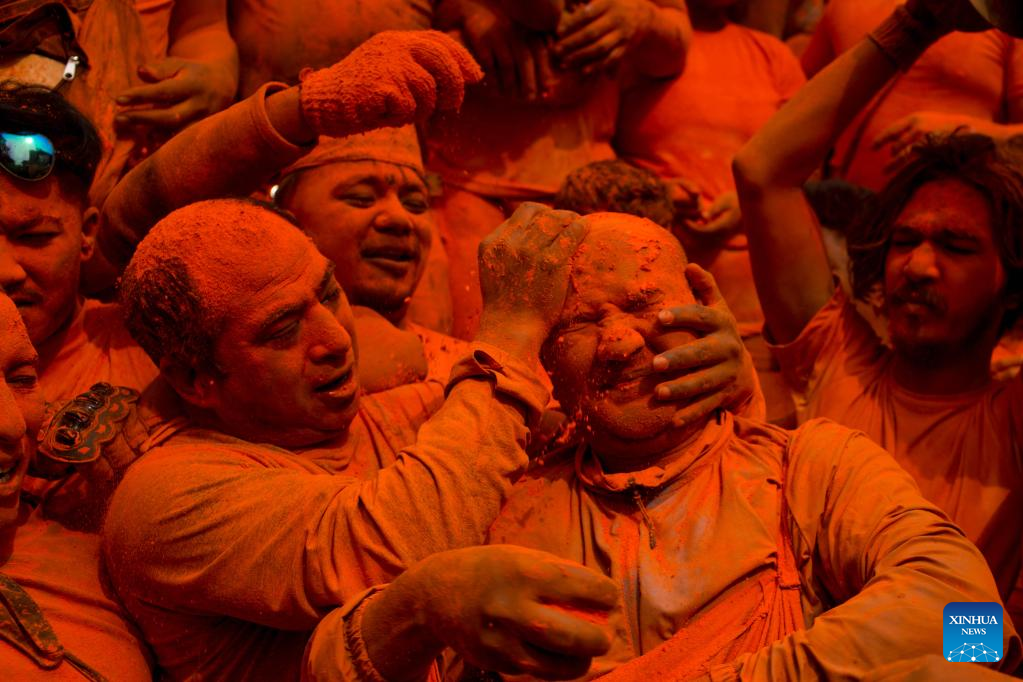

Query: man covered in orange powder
left=99, top=198, right=619, bottom=680
left=428, top=0, right=693, bottom=339
left=271, top=126, right=471, bottom=390
left=615, top=0, right=806, bottom=424
left=0, top=292, right=152, bottom=680
left=735, top=0, right=1023, bottom=628
left=485, top=210, right=1021, bottom=681
left=801, top=0, right=1023, bottom=191
left=0, top=83, right=157, bottom=403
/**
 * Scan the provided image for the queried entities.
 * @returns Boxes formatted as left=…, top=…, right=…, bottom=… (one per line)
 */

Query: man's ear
left=79, top=206, right=99, bottom=263
left=160, top=358, right=221, bottom=410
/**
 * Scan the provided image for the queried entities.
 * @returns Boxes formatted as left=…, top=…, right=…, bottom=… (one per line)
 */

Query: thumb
left=138, top=60, right=183, bottom=82
left=684, top=263, right=723, bottom=306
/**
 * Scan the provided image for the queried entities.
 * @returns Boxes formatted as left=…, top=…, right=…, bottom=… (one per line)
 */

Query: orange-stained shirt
left=488, top=415, right=1021, bottom=681
left=36, top=298, right=158, bottom=404
left=1, top=506, right=151, bottom=680
left=771, top=289, right=1023, bottom=629
left=229, top=0, right=434, bottom=96
left=426, top=77, right=619, bottom=199
left=134, top=0, right=175, bottom=60
left=617, top=23, right=805, bottom=206
left=806, top=0, right=1023, bottom=190
left=103, top=347, right=549, bottom=680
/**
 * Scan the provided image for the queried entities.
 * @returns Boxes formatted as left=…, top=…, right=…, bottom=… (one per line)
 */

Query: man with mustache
left=483, top=211, right=1019, bottom=680
left=734, top=0, right=1023, bottom=628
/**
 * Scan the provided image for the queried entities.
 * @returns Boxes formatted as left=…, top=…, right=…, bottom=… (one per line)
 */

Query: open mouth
left=315, top=368, right=353, bottom=394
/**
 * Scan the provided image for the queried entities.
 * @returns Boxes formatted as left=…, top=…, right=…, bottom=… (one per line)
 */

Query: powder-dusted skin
left=772, top=288, right=1023, bottom=629
left=489, top=416, right=1022, bottom=680
left=126, top=199, right=318, bottom=321
left=102, top=349, right=549, bottom=679
left=808, top=0, right=1023, bottom=191
left=0, top=295, right=27, bottom=361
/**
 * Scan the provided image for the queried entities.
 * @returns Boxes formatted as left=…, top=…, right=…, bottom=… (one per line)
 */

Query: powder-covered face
left=543, top=214, right=697, bottom=466
left=0, top=293, right=42, bottom=530
left=0, top=172, right=92, bottom=345
left=201, top=222, right=361, bottom=449
left=884, top=178, right=1009, bottom=357
left=283, top=160, right=432, bottom=323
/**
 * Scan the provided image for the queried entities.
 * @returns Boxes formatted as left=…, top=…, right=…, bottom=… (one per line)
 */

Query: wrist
left=475, top=313, right=547, bottom=363
left=869, top=5, right=947, bottom=70
left=362, top=570, right=445, bottom=682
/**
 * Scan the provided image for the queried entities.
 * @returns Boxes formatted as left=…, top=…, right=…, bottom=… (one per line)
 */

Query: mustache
left=889, top=283, right=947, bottom=314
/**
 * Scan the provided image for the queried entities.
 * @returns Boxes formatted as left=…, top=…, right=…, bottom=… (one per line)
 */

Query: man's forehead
left=897, top=179, right=994, bottom=237
left=313, top=159, right=426, bottom=188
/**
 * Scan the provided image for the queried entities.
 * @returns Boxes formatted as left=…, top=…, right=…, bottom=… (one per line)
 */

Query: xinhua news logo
left=943, top=602, right=1003, bottom=663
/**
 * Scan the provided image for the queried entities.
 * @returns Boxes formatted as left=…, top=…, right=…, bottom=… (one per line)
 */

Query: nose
left=0, top=382, right=27, bottom=461
left=307, top=305, right=355, bottom=366
left=372, top=195, right=413, bottom=236
left=596, top=314, right=647, bottom=363
left=902, top=242, right=940, bottom=282
left=0, top=240, right=27, bottom=292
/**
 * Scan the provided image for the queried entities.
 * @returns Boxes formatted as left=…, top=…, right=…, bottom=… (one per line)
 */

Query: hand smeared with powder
left=300, top=31, right=484, bottom=138
left=652, top=264, right=760, bottom=423
left=363, top=545, right=618, bottom=681
left=476, top=203, right=589, bottom=361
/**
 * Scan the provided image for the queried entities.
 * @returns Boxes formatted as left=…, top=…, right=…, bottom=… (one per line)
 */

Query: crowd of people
left=1, top=0, right=1022, bottom=680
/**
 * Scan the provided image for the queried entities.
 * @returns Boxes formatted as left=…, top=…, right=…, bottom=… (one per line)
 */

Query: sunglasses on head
left=0, top=131, right=56, bottom=182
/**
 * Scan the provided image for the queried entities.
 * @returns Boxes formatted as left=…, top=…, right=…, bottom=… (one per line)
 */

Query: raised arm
left=733, top=1, right=960, bottom=344
left=98, top=31, right=482, bottom=273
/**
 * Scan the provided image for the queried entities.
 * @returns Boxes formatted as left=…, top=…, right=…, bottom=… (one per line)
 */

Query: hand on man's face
left=476, top=202, right=588, bottom=360
left=651, top=264, right=760, bottom=426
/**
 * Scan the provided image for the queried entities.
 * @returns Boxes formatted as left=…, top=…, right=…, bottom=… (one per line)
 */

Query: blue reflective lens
left=0, top=132, right=56, bottom=181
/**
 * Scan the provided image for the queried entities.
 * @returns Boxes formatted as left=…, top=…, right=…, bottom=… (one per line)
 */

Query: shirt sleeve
left=103, top=344, right=549, bottom=630
left=98, top=82, right=310, bottom=268
left=768, top=288, right=885, bottom=396
left=719, top=419, right=1023, bottom=680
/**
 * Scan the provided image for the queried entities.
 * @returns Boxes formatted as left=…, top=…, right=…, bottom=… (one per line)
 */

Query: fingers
left=557, top=0, right=608, bottom=37
left=656, top=303, right=729, bottom=335
left=656, top=362, right=734, bottom=404
left=652, top=335, right=730, bottom=376
left=532, top=558, right=620, bottom=612
left=534, top=40, right=556, bottom=97
left=137, top=59, right=184, bottom=83
left=669, top=391, right=727, bottom=429
left=515, top=603, right=613, bottom=657
left=115, top=99, right=200, bottom=129
left=558, top=24, right=625, bottom=69
left=684, top=263, right=724, bottom=307
left=512, top=39, right=539, bottom=101
left=421, top=30, right=484, bottom=83
left=872, top=115, right=915, bottom=150
left=117, top=77, right=195, bottom=106
left=409, top=36, right=467, bottom=112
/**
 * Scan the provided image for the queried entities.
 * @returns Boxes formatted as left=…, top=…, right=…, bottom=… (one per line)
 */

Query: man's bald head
left=121, top=198, right=316, bottom=371
left=544, top=212, right=699, bottom=463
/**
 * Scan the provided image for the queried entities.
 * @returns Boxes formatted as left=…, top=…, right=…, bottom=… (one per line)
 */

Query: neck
left=891, top=340, right=994, bottom=394
left=593, top=420, right=708, bottom=475
left=688, top=6, right=729, bottom=31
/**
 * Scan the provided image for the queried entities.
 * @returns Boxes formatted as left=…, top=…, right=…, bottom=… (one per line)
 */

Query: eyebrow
left=255, top=263, right=337, bottom=341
